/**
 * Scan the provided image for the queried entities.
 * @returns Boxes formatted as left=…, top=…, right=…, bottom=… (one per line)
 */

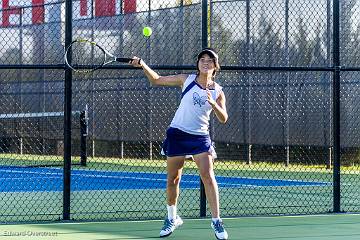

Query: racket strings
left=68, top=41, right=105, bottom=71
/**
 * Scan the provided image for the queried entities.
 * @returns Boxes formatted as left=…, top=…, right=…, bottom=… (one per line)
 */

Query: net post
left=80, top=108, right=88, bottom=166
left=121, top=141, right=124, bottom=159
left=149, top=141, right=153, bottom=160
left=20, top=137, right=23, bottom=155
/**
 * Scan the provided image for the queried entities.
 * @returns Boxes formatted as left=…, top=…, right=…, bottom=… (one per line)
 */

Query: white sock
left=212, top=217, right=221, bottom=223
left=167, top=205, right=177, bottom=220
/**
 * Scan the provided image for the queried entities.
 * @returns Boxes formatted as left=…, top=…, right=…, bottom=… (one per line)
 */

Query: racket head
left=64, top=39, right=106, bottom=73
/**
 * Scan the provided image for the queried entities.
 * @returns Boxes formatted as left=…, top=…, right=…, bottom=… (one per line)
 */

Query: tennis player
left=130, top=48, right=229, bottom=240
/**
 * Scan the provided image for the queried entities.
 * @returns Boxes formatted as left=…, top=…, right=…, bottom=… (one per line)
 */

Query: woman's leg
left=193, top=152, right=228, bottom=240
left=193, top=152, right=219, bottom=218
left=166, top=156, right=185, bottom=206
left=160, top=156, right=185, bottom=237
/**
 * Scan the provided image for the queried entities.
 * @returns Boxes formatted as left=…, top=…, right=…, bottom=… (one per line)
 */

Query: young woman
left=130, top=48, right=229, bottom=240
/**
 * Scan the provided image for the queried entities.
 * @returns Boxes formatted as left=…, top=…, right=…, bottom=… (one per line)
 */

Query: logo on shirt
left=193, top=92, right=207, bottom=107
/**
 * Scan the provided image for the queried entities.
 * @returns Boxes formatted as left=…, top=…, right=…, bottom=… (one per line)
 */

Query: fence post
left=332, top=0, right=341, bottom=213
left=63, top=0, right=73, bottom=220
left=199, top=0, right=208, bottom=218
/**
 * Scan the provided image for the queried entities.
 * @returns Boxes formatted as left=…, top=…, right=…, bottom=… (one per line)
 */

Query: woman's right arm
left=130, top=57, right=187, bottom=87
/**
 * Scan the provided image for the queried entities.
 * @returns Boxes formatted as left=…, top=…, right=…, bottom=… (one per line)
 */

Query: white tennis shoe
left=211, top=219, right=228, bottom=240
left=159, top=215, right=183, bottom=237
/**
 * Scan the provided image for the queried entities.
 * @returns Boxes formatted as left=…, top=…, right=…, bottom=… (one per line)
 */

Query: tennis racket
left=64, top=39, right=139, bottom=73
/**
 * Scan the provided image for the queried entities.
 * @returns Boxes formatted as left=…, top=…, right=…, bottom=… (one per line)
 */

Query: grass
left=0, top=153, right=360, bottom=174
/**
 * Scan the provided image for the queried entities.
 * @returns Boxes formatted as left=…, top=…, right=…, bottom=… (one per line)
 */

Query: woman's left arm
left=207, top=90, right=228, bottom=124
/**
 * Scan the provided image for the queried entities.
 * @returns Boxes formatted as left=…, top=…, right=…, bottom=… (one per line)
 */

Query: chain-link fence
left=0, top=0, right=359, bottom=223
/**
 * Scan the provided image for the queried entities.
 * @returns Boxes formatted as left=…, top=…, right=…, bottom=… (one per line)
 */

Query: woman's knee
left=167, top=174, right=181, bottom=186
left=200, top=171, right=216, bottom=186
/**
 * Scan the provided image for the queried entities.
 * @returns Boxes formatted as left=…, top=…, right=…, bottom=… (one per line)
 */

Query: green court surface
left=0, top=214, right=359, bottom=240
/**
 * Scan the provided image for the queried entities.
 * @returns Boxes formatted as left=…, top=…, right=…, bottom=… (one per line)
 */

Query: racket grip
left=116, top=57, right=133, bottom=63
left=116, top=58, right=142, bottom=65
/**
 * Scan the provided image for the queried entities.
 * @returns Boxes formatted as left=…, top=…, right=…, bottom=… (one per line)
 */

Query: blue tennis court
left=0, top=166, right=330, bottom=192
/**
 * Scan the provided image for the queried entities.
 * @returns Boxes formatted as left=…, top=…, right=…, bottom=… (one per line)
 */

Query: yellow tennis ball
left=143, top=26, right=152, bottom=37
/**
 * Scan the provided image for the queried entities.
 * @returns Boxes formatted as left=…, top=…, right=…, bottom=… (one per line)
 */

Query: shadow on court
left=0, top=214, right=359, bottom=239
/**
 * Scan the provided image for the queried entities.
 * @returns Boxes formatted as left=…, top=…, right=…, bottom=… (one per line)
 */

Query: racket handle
left=115, top=57, right=133, bottom=63
left=116, top=58, right=142, bottom=65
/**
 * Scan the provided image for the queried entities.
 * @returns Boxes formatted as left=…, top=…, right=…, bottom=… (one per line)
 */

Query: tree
left=291, top=18, right=313, bottom=66
left=340, top=0, right=356, bottom=66
left=253, top=13, right=283, bottom=66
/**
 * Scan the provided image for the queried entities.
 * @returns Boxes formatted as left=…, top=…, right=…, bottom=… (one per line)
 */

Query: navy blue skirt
left=161, top=127, right=215, bottom=157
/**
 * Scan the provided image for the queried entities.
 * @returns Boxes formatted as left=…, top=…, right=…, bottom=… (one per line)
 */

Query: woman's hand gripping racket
left=64, top=39, right=140, bottom=73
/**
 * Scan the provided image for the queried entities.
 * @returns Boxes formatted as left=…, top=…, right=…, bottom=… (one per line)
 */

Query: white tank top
left=170, top=74, right=223, bottom=135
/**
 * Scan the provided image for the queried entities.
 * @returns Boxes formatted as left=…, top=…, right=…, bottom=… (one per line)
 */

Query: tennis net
left=0, top=110, right=87, bottom=168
